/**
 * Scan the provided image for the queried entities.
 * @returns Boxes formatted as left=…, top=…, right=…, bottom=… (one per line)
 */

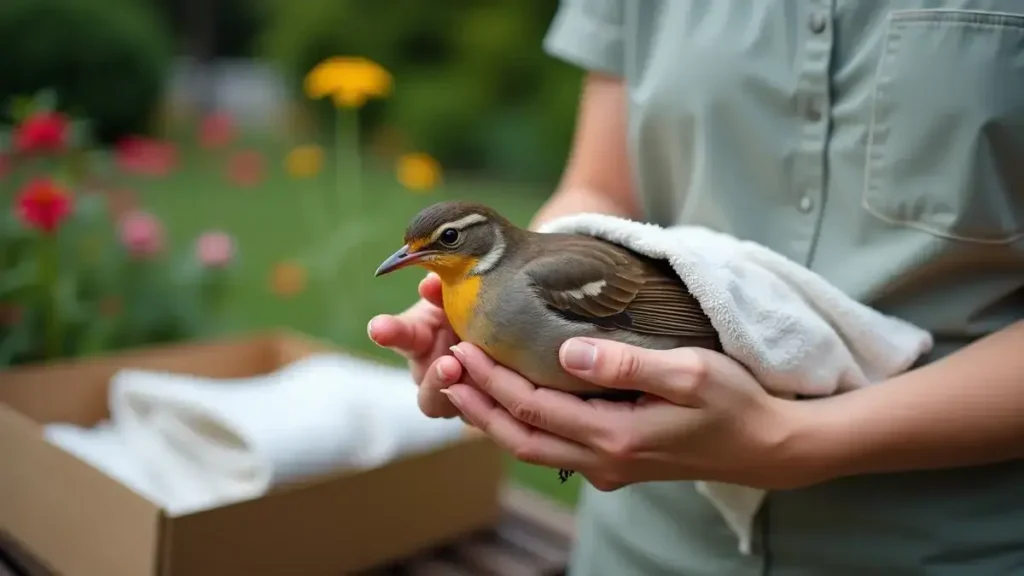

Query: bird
left=374, top=201, right=720, bottom=483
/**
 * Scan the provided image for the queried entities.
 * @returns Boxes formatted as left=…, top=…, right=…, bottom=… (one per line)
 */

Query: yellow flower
left=284, top=145, right=324, bottom=179
left=304, top=56, right=392, bottom=108
left=270, top=261, right=307, bottom=297
left=396, top=152, right=442, bottom=192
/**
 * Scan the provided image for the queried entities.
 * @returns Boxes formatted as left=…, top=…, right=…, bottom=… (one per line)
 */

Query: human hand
left=442, top=339, right=819, bottom=491
left=367, top=273, right=467, bottom=418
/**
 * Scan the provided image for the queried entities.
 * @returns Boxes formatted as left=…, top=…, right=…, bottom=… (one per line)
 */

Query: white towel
left=45, top=353, right=466, bottom=516
left=42, top=421, right=169, bottom=507
left=539, top=213, right=934, bottom=554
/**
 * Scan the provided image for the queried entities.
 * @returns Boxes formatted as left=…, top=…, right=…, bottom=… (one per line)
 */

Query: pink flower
left=226, top=150, right=265, bottom=187
left=195, top=231, right=234, bottom=268
left=199, top=111, right=235, bottom=149
left=118, top=210, right=164, bottom=258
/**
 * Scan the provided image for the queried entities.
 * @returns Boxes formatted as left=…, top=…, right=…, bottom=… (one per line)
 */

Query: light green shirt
left=544, top=1, right=1024, bottom=574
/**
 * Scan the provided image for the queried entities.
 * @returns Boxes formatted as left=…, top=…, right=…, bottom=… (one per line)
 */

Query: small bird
left=375, top=201, right=720, bottom=482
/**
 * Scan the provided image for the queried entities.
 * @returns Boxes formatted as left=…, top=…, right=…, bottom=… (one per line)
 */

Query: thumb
left=559, top=338, right=707, bottom=405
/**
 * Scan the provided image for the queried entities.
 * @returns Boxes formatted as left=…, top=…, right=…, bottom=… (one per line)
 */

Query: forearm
left=793, top=320, right=1024, bottom=483
left=530, top=72, right=639, bottom=230
left=529, top=185, right=639, bottom=230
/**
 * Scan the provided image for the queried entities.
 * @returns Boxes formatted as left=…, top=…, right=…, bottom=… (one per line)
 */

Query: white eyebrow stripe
left=429, top=213, right=488, bottom=242
left=471, top=227, right=505, bottom=275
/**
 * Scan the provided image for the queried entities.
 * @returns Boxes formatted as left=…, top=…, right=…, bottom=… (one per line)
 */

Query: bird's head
left=374, top=201, right=517, bottom=283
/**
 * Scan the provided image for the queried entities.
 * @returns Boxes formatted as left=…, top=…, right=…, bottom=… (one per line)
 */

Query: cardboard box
left=0, top=331, right=505, bottom=576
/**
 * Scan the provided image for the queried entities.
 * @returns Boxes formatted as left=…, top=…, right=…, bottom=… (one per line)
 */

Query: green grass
left=132, top=135, right=584, bottom=506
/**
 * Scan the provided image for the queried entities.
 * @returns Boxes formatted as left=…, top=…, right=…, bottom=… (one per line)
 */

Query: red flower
left=115, top=136, right=179, bottom=177
left=199, top=111, right=235, bottom=149
left=16, top=177, right=74, bottom=234
left=14, top=112, right=69, bottom=155
left=226, top=150, right=265, bottom=187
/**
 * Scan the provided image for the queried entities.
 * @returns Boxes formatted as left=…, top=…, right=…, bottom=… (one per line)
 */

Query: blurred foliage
left=153, top=0, right=264, bottom=58
left=258, top=0, right=582, bottom=183
left=0, top=0, right=171, bottom=144
left=0, top=0, right=581, bottom=183
left=0, top=92, right=235, bottom=367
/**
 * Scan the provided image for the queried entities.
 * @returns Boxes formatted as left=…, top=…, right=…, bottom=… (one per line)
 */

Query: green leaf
left=76, top=313, right=118, bottom=357
left=4, top=213, right=29, bottom=238
left=73, top=192, right=107, bottom=223
left=67, top=119, right=94, bottom=150
left=7, top=95, right=34, bottom=123
left=0, top=261, right=36, bottom=298
left=87, top=149, right=116, bottom=177
left=0, top=318, right=33, bottom=367
left=56, top=273, right=84, bottom=320
left=32, top=88, right=59, bottom=114
left=173, top=253, right=203, bottom=284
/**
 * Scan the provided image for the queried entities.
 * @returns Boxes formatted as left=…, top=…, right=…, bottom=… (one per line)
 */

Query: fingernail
left=449, top=344, right=464, bottom=361
left=367, top=318, right=379, bottom=343
left=436, top=361, right=455, bottom=383
left=439, top=388, right=461, bottom=408
left=562, top=339, right=596, bottom=370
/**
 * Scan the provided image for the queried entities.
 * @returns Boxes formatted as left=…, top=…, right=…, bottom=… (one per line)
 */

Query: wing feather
left=524, top=235, right=718, bottom=340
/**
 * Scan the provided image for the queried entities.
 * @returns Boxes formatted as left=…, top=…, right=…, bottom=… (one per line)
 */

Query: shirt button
left=798, top=195, right=814, bottom=213
left=809, top=13, right=828, bottom=34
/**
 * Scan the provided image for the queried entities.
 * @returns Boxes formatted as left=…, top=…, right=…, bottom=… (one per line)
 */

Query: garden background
left=0, top=0, right=587, bottom=504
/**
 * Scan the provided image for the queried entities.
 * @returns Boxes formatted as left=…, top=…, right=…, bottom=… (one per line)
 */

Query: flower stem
left=38, top=233, right=62, bottom=359
left=297, top=146, right=331, bottom=265
left=350, top=111, right=362, bottom=213
left=198, top=268, right=228, bottom=335
left=325, top=108, right=363, bottom=339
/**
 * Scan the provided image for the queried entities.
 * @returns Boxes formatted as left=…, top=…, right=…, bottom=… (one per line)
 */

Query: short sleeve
left=542, top=0, right=625, bottom=77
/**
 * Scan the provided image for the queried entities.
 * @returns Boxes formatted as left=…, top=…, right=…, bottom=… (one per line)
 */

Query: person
left=368, top=1, right=1024, bottom=574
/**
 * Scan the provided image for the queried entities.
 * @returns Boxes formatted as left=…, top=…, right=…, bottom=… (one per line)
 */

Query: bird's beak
left=374, top=244, right=435, bottom=276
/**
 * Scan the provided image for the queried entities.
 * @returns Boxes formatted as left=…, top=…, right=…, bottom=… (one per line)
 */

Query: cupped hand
left=367, top=273, right=466, bottom=418
left=441, top=339, right=819, bottom=491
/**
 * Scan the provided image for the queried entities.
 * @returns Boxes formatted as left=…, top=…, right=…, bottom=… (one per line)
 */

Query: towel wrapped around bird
left=374, top=201, right=933, bottom=553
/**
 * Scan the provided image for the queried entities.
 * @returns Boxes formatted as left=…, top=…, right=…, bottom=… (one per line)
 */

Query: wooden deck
left=1, top=486, right=576, bottom=576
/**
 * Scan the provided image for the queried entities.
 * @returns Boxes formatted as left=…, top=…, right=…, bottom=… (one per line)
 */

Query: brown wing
left=523, top=235, right=717, bottom=339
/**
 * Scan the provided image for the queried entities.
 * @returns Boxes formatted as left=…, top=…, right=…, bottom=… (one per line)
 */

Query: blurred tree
left=185, top=0, right=216, bottom=113
left=0, top=0, right=171, bottom=143
left=153, top=0, right=265, bottom=58
left=151, top=0, right=267, bottom=114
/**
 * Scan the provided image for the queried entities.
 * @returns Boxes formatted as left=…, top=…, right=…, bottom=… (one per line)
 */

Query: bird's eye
left=439, top=228, right=460, bottom=246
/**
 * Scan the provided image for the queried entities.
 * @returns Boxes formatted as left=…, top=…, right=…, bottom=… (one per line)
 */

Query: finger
left=367, top=311, right=438, bottom=358
left=450, top=343, right=617, bottom=447
left=418, top=273, right=444, bottom=308
left=410, top=320, right=459, bottom=379
left=443, top=383, right=597, bottom=472
left=417, top=355, right=463, bottom=418
left=559, top=338, right=707, bottom=406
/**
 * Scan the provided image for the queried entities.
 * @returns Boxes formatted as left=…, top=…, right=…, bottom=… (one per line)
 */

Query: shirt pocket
left=863, top=8, right=1024, bottom=244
